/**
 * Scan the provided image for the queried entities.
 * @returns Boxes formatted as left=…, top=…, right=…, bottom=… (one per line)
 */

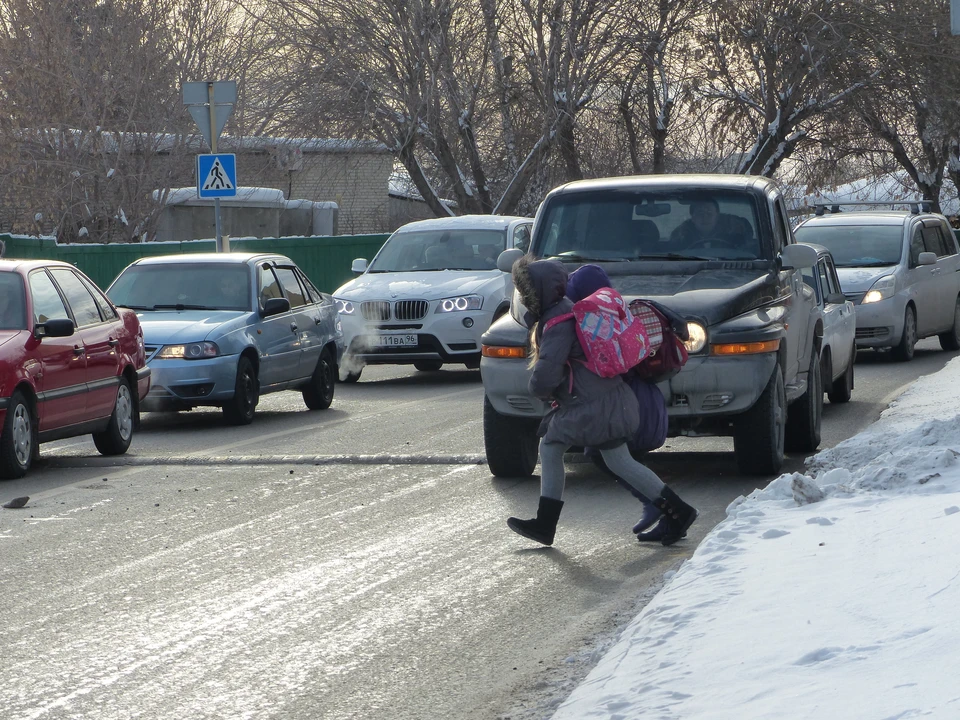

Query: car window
left=50, top=269, right=103, bottom=326
left=826, top=258, right=843, bottom=296
left=801, top=265, right=821, bottom=303
left=29, top=270, right=70, bottom=325
left=259, top=265, right=284, bottom=307
left=513, top=224, right=532, bottom=253
left=942, top=224, right=959, bottom=255
left=297, top=269, right=323, bottom=305
left=109, top=263, right=250, bottom=311
left=794, top=224, right=903, bottom=267
left=274, top=267, right=307, bottom=308
left=536, top=189, right=762, bottom=262
left=78, top=273, right=117, bottom=320
left=909, top=226, right=925, bottom=266
left=922, top=225, right=950, bottom=257
left=773, top=198, right=789, bottom=252
left=818, top=261, right=833, bottom=300
left=0, top=272, right=27, bottom=330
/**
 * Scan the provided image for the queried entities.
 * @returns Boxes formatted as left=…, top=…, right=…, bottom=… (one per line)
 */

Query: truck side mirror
left=780, top=243, right=818, bottom=270
left=351, top=258, right=368, bottom=274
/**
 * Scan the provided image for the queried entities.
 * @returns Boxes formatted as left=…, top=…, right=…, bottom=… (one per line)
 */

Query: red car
left=0, top=259, right=150, bottom=478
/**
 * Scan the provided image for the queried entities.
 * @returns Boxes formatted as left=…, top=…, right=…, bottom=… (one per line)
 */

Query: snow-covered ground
left=552, top=357, right=960, bottom=719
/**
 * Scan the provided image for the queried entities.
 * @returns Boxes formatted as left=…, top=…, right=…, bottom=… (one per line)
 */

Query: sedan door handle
left=314, top=316, right=322, bottom=325
left=73, top=346, right=86, bottom=356
left=108, top=338, right=120, bottom=347
left=290, top=322, right=298, bottom=332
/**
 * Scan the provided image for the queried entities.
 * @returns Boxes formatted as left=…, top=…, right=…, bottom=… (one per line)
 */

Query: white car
left=333, top=215, right=533, bottom=381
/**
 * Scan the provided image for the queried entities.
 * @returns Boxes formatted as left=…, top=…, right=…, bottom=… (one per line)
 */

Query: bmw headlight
left=335, top=298, right=356, bottom=315
left=683, top=322, right=707, bottom=353
left=862, top=275, right=896, bottom=304
left=156, top=342, right=219, bottom=359
left=436, top=295, right=483, bottom=313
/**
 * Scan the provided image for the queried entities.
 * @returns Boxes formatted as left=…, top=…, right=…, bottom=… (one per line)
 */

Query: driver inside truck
left=670, top=197, right=751, bottom=251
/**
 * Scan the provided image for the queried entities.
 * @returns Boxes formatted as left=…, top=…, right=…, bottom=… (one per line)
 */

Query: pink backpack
left=544, top=288, right=651, bottom=378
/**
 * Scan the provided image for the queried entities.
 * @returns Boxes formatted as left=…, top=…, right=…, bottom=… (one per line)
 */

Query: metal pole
left=208, top=82, right=223, bottom=252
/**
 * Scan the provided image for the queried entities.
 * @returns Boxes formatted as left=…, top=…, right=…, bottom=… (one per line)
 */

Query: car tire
left=302, top=348, right=336, bottom=410
left=785, top=349, right=823, bottom=453
left=222, top=356, right=258, bottom=425
left=733, top=365, right=785, bottom=476
left=483, top=395, right=539, bottom=478
left=414, top=361, right=443, bottom=372
left=92, top=378, right=135, bottom=456
left=0, top=391, right=34, bottom=479
left=892, top=306, right=917, bottom=362
left=828, top=344, right=855, bottom=404
left=938, top=297, right=960, bottom=351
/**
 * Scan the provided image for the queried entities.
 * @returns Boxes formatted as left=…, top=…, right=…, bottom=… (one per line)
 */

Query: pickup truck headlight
left=156, top=342, right=219, bottom=359
left=436, top=295, right=483, bottom=312
left=862, top=275, right=896, bottom=304
left=334, top=298, right=356, bottom=315
left=683, top=322, right=707, bottom=353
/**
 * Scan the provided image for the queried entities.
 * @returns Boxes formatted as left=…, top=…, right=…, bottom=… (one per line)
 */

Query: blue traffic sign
left=197, top=154, right=237, bottom=198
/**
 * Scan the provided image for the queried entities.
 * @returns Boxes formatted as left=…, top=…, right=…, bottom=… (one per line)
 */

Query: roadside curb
left=39, top=453, right=489, bottom=468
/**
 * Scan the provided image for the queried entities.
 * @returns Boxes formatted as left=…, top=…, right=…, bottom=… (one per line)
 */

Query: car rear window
left=535, top=189, right=763, bottom=261
left=0, top=273, right=26, bottom=330
left=370, top=229, right=506, bottom=272
left=794, top=224, right=903, bottom=267
left=108, top=263, right=250, bottom=311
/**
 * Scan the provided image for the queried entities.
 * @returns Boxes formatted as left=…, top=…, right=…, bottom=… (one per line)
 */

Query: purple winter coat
left=512, top=257, right=640, bottom=448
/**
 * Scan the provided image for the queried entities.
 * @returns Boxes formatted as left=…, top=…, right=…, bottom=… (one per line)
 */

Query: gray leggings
left=539, top=438, right=665, bottom=502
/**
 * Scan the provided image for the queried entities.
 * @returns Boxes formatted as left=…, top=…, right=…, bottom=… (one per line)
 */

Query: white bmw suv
left=332, top=215, right=532, bottom=381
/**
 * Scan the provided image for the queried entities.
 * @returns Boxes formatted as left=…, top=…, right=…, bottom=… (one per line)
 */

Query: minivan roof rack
left=813, top=200, right=932, bottom=216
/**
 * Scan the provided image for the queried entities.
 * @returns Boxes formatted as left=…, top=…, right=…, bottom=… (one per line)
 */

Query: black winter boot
left=507, top=496, right=565, bottom=546
left=652, top=486, right=698, bottom=547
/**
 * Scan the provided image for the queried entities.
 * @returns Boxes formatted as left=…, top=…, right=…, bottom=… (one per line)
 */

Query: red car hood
left=0, top=330, right=22, bottom=349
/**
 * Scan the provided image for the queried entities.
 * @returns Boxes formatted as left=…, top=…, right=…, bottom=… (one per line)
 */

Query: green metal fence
left=0, top=233, right=389, bottom=293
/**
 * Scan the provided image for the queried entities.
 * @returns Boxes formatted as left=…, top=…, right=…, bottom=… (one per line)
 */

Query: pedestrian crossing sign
left=196, top=154, right=237, bottom=198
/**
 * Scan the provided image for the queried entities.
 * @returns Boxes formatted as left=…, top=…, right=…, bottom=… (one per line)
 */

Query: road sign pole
left=208, top=83, right=224, bottom=252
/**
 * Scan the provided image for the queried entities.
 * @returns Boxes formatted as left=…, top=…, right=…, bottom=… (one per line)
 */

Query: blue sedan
left=107, top=253, right=344, bottom=424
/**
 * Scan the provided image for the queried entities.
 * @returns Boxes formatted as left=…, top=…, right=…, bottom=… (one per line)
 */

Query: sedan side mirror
left=351, top=258, right=368, bottom=274
left=825, top=292, right=847, bottom=305
left=35, top=318, right=75, bottom=339
left=780, top=243, right=819, bottom=270
left=261, top=297, right=291, bottom=317
left=918, top=251, right=937, bottom=266
left=497, top=248, right=525, bottom=273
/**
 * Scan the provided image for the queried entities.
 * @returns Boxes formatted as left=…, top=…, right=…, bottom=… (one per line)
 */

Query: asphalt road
left=1, top=339, right=955, bottom=720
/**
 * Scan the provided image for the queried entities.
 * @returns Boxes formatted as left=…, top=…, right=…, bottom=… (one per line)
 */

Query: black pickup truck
left=480, top=174, right=824, bottom=477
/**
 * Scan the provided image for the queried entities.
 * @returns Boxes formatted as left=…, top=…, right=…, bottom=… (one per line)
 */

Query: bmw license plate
left=375, top=334, right=417, bottom=347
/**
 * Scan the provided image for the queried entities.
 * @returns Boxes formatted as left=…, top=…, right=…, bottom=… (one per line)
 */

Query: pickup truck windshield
left=536, top=190, right=763, bottom=261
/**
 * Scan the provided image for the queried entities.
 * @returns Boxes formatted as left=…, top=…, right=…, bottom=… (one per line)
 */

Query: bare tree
left=695, top=0, right=869, bottom=177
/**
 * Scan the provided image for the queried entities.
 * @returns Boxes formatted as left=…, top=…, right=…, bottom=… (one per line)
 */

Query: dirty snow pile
left=553, top=358, right=960, bottom=720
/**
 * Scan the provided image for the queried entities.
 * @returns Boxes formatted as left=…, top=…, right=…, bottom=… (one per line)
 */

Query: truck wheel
left=892, top=306, right=917, bottom=362
left=828, top=345, right=855, bottom=404
left=938, top=297, right=960, bottom=351
left=483, top=395, right=539, bottom=477
left=733, top=366, right=785, bottom=476
left=785, top=350, right=822, bottom=453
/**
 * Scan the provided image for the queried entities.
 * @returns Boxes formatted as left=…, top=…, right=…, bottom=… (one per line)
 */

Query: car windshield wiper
left=545, top=253, right=624, bottom=263
left=114, top=304, right=154, bottom=311
left=151, top=304, right=218, bottom=311
left=636, top=253, right=714, bottom=261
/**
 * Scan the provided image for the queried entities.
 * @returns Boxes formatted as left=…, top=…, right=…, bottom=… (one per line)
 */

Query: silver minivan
left=794, top=207, right=960, bottom=361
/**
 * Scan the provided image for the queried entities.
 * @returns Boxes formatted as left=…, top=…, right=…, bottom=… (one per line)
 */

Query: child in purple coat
left=565, top=264, right=675, bottom=542
left=505, top=257, right=697, bottom=547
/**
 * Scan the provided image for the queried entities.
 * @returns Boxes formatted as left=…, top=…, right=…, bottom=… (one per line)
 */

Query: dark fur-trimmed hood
left=512, top=256, right=568, bottom=326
